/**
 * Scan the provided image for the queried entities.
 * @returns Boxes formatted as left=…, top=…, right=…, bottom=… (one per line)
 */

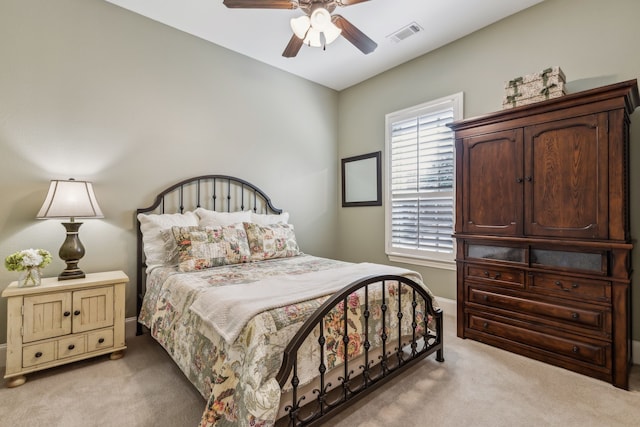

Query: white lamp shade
left=303, top=27, right=322, bottom=48
left=290, top=15, right=310, bottom=39
left=37, top=179, right=104, bottom=220
left=323, top=22, right=342, bottom=44
left=310, top=8, right=332, bottom=31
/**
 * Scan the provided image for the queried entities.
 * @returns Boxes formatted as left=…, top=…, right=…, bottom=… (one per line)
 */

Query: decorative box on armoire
left=449, top=80, right=639, bottom=389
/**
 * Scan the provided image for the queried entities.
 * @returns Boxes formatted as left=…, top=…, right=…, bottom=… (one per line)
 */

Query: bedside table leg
left=109, top=350, right=124, bottom=360
left=6, top=375, right=26, bottom=388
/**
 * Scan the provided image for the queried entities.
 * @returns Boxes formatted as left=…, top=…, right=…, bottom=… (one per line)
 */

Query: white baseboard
left=436, top=296, right=456, bottom=316
left=125, top=316, right=138, bottom=339
left=2, top=313, right=639, bottom=368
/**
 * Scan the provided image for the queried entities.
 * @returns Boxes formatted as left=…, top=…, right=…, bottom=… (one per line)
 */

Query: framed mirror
left=341, top=151, right=382, bottom=207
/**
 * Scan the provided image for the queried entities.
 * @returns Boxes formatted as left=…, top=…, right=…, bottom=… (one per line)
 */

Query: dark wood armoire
left=450, top=80, right=639, bottom=389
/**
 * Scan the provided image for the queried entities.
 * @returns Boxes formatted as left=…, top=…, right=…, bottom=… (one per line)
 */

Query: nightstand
left=2, top=270, right=128, bottom=387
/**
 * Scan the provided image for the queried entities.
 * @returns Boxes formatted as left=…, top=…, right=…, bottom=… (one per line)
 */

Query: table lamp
left=36, top=178, right=104, bottom=280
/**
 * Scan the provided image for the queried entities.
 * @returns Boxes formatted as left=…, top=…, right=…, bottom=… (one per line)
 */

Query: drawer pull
left=572, top=283, right=579, bottom=289
left=74, top=310, right=81, bottom=316
left=64, top=311, right=71, bottom=317
left=554, top=281, right=570, bottom=292
left=494, top=273, right=501, bottom=279
left=68, top=344, right=75, bottom=350
left=483, top=322, right=489, bottom=329
left=572, top=346, right=579, bottom=353
left=482, top=295, right=489, bottom=301
left=483, top=271, right=490, bottom=277
left=35, top=352, right=43, bottom=358
left=571, top=312, right=580, bottom=319
left=98, top=338, right=105, bottom=344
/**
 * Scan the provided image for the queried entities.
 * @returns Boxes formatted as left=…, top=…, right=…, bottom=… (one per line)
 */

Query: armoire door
left=460, top=128, right=523, bottom=235
left=524, top=113, right=609, bottom=239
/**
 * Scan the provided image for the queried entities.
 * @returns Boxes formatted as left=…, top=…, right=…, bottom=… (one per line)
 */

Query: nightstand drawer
left=88, top=329, right=114, bottom=352
left=58, top=336, right=86, bottom=359
left=22, top=342, right=55, bottom=368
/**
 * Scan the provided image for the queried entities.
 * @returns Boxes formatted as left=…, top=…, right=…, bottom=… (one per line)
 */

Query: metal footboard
left=275, top=274, right=444, bottom=426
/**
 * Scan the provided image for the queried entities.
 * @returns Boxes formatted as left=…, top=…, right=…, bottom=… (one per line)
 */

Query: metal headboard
left=135, top=175, right=282, bottom=334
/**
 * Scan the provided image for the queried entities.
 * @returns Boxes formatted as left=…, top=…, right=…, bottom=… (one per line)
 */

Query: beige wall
left=337, top=0, right=640, bottom=339
left=0, top=0, right=339, bottom=343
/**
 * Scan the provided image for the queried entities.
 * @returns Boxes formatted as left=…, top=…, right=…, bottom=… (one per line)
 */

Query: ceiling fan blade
left=335, top=0, right=371, bottom=6
left=223, top=0, right=296, bottom=9
left=332, top=14, right=377, bottom=54
left=282, top=34, right=304, bottom=58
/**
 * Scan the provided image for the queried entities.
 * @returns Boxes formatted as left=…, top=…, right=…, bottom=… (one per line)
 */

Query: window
left=384, top=92, right=463, bottom=269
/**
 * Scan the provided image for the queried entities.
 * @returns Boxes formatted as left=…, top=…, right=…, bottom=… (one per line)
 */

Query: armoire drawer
left=468, top=287, right=609, bottom=333
left=467, top=313, right=609, bottom=367
left=529, top=273, right=610, bottom=302
left=465, top=264, right=524, bottom=289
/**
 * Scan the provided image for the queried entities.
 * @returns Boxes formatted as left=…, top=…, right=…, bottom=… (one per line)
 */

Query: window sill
left=387, top=254, right=456, bottom=271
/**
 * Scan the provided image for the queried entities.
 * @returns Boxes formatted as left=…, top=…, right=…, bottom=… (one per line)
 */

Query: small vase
left=19, top=267, right=41, bottom=287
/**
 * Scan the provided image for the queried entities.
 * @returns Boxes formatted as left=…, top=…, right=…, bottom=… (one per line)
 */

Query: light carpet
left=1, top=312, right=638, bottom=427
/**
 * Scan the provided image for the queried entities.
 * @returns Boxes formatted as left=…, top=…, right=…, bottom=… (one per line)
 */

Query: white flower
left=20, top=248, right=44, bottom=268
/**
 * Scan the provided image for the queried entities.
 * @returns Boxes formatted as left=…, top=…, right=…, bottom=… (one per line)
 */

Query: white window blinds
left=385, top=93, right=462, bottom=268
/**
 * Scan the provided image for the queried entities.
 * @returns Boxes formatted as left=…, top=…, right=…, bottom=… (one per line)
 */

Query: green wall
left=2, top=0, right=640, bottom=346
left=0, top=0, right=339, bottom=343
left=337, top=0, right=640, bottom=339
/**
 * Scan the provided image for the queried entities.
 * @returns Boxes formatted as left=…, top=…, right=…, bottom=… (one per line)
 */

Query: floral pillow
left=170, top=224, right=250, bottom=272
left=137, top=211, right=199, bottom=272
left=243, top=222, right=301, bottom=262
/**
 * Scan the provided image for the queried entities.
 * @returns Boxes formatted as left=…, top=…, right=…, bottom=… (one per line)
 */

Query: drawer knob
left=572, top=346, right=579, bottom=353
left=483, top=271, right=489, bottom=277
left=98, top=338, right=105, bottom=344
left=35, top=352, right=43, bottom=358
left=68, top=344, right=75, bottom=350
left=483, top=322, right=489, bottom=329
left=63, top=311, right=71, bottom=317
left=571, top=312, right=580, bottom=319
left=572, top=283, right=579, bottom=289
left=74, top=310, right=81, bottom=316
left=482, top=295, right=489, bottom=301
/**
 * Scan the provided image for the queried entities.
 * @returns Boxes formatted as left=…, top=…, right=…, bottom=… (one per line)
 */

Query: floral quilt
left=138, top=254, right=437, bottom=427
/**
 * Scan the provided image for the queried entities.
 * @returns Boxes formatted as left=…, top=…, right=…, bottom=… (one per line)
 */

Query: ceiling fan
left=223, top=0, right=378, bottom=58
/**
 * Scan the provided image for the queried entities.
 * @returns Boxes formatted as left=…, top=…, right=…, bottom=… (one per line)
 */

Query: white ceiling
left=104, top=0, right=544, bottom=91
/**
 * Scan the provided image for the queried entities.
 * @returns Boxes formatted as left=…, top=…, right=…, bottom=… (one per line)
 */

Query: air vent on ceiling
left=387, top=22, right=423, bottom=43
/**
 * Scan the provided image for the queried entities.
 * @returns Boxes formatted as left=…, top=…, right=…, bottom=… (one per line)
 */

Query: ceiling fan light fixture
left=310, top=7, right=332, bottom=31
left=290, top=15, right=310, bottom=39
left=323, top=23, right=342, bottom=44
left=303, top=27, right=322, bottom=47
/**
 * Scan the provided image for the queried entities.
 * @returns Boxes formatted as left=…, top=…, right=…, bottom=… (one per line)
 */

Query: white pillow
left=250, top=211, right=290, bottom=225
left=195, top=207, right=251, bottom=227
left=137, top=211, right=199, bottom=272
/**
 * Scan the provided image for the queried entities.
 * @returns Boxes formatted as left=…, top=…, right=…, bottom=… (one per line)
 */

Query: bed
left=136, top=175, right=444, bottom=427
